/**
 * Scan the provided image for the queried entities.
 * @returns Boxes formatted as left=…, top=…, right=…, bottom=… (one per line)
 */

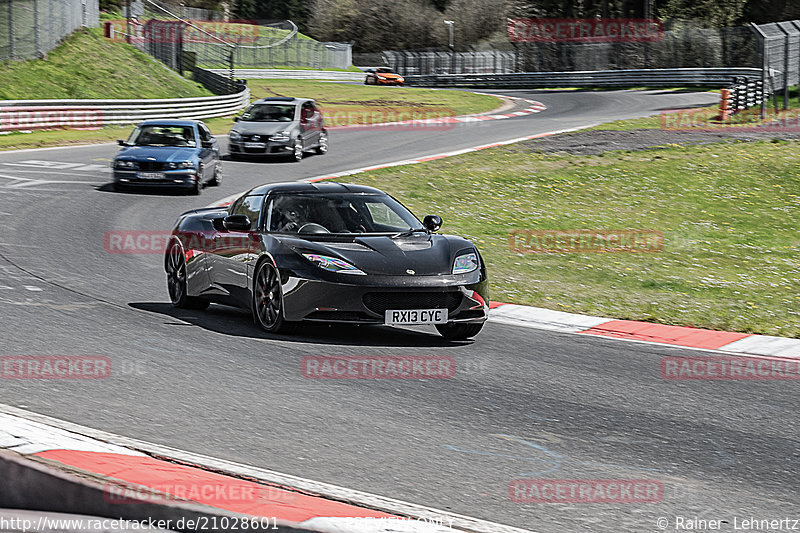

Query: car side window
left=301, top=103, right=314, bottom=122
left=231, top=195, right=264, bottom=229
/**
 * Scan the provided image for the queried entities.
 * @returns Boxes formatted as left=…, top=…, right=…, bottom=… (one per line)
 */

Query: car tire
left=189, top=165, right=202, bottom=195
left=435, top=322, right=484, bottom=340
left=165, top=242, right=209, bottom=310
left=252, top=260, right=294, bottom=333
left=292, top=139, right=304, bottom=162
left=209, top=162, right=222, bottom=186
left=315, top=132, right=328, bottom=155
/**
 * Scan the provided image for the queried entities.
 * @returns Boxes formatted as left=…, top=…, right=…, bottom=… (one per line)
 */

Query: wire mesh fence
left=514, top=24, right=759, bottom=72
left=383, top=50, right=515, bottom=75
left=751, top=20, right=800, bottom=108
left=0, top=0, right=99, bottom=61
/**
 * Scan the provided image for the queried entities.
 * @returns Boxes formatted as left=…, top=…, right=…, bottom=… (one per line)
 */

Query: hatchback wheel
left=316, top=132, right=328, bottom=155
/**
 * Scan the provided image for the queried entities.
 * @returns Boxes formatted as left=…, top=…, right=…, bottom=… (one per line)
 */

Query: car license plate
left=244, top=142, right=266, bottom=148
left=385, top=309, right=447, bottom=325
left=137, top=172, right=164, bottom=180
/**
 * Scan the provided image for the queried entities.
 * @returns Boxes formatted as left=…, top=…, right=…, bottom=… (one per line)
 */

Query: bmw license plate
left=244, top=142, right=266, bottom=148
left=137, top=172, right=164, bottom=180
left=385, top=309, right=447, bottom=325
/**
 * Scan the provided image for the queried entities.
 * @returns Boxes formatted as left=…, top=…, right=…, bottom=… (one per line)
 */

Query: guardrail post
left=750, top=23, right=768, bottom=120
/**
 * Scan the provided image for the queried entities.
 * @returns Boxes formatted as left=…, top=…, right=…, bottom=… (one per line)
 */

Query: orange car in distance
left=364, top=67, right=405, bottom=86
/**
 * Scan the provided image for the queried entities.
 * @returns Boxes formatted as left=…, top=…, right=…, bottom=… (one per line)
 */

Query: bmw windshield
left=266, top=193, right=424, bottom=236
left=126, top=125, right=197, bottom=147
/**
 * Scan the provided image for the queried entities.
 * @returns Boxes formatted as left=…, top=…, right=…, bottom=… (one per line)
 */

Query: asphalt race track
left=2, top=89, right=797, bottom=532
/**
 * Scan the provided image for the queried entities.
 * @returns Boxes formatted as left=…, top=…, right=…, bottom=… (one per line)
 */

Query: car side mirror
left=117, top=139, right=127, bottom=146
left=223, top=214, right=251, bottom=231
left=234, top=116, right=240, bottom=122
left=423, top=215, right=442, bottom=232
left=201, top=140, right=214, bottom=148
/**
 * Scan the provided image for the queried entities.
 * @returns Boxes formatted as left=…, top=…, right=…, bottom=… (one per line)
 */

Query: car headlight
left=302, top=253, right=366, bottom=275
left=229, top=131, right=241, bottom=142
left=271, top=131, right=291, bottom=142
left=114, top=160, right=137, bottom=169
left=453, top=252, right=479, bottom=274
left=166, top=161, right=195, bottom=169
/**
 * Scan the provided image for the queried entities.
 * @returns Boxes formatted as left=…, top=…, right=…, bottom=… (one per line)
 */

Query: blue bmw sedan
left=112, top=119, right=221, bottom=194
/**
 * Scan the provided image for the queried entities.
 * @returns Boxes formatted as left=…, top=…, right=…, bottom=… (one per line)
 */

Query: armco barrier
left=0, top=89, right=250, bottom=132
left=209, top=68, right=365, bottom=81
left=405, top=67, right=764, bottom=88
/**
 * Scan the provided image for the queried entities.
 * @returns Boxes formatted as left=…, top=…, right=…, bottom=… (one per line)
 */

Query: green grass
left=585, top=86, right=799, bottom=132
left=333, top=139, right=800, bottom=338
left=0, top=80, right=501, bottom=150
left=246, top=80, right=501, bottom=126
left=0, top=27, right=211, bottom=99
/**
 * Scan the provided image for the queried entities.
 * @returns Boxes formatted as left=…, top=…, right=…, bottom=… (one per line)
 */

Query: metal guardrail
left=209, top=68, right=365, bottom=81
left=0, top=89, right=251, bottom=132
left=405, top=68, right=764, bottom=88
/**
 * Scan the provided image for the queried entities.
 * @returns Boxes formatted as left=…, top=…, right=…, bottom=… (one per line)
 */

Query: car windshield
left=240, top=104, right=296, bottom=122
left=376, top=68, right=394, bottom=73
left=128, top=125, right=196, bottom=147
left=267, top=193, right=424, bottom=236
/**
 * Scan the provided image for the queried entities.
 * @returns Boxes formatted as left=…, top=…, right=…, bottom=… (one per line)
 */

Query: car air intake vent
left=137, top=161, right=165, bottom=171
left=243, top=134, right=269, bottom=142
left=363, top=292, right=462, bottom=314
left=395, top=240, right=432, bottom=250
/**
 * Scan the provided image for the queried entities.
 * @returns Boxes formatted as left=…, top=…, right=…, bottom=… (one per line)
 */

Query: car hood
left=280, top=233, right=466, bottom=276
left=231, top=122, right=296, bottom=136
left=377, top=73, right=403, bottom=79
left=116, top=146, right=198, bottom=161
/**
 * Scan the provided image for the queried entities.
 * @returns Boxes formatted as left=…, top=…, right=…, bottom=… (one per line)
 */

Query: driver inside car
left=273, top=202, right=309, bottom=232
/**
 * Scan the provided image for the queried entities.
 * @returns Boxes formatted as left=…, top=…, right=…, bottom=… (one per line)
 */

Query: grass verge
left=0, top=28, right=211, bottom=100
left=0, top=80, right=501, bottom=151
left=333, top=138, right=800, bottom=338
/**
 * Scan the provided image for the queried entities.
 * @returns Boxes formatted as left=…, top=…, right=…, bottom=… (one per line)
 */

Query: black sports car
left=164, top=182, right=488, bottom=339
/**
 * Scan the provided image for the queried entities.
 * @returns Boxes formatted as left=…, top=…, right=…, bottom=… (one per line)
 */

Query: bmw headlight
left=229, top=130, right=241, bottom=142
left=302, top=254, right=366, bottom=275
left=271, top=131, right=291, bottom=143
left=452, top=252, right=479, bottom=274
left=166, top=161, right=195, bottom=169
left=114, top=160, right=137, bottom=169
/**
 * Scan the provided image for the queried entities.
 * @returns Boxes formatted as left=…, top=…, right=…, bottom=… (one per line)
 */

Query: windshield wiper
left=391, top=228, right=427, bottom=238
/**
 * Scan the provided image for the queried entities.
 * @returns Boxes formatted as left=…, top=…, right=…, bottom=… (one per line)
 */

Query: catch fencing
left=383, top=50, right=515, bottom=76
left=750, top=21, right=800, bottom=115
left=0, top=0, right=100, bottom=60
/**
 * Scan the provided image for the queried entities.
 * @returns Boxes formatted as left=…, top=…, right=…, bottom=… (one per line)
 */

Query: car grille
left=241, top=134, right=270, bottom=142
left=363, top=292, right=462, bottom=314
left=137, top=161, right=166, bottom=171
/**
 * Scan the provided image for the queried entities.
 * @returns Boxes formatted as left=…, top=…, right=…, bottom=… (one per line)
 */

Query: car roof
left=252, top=97, right=314, bottom=105
left=138, top=119, right=201, bottom=127
left=244, top=182, right=386, bottom=196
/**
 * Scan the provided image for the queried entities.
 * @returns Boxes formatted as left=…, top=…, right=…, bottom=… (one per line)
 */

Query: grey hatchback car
left=228, top=97, right=328, bottom=162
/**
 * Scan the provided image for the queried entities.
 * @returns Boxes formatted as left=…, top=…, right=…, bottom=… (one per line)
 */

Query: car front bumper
left=279, top=273, right=489, bottom=325
left=113, top=169, right=199, bottom=188
left=229, top=140, right=295, bottom=156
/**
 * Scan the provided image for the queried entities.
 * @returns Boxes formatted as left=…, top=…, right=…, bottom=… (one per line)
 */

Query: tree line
left=103, top=0, right=800, bottom=52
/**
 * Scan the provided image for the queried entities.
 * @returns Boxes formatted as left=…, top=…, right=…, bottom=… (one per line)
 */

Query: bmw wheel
left=253, top=261, right=293, bottom=333
left=166, top=242, right=209, bottom=310
left=209, top=162, right=222, bottom=186
left=435, top=323, right=483, bottom=340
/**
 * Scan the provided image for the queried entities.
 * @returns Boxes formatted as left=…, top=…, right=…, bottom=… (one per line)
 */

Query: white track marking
left=0, top=405, right=536, bottom=533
